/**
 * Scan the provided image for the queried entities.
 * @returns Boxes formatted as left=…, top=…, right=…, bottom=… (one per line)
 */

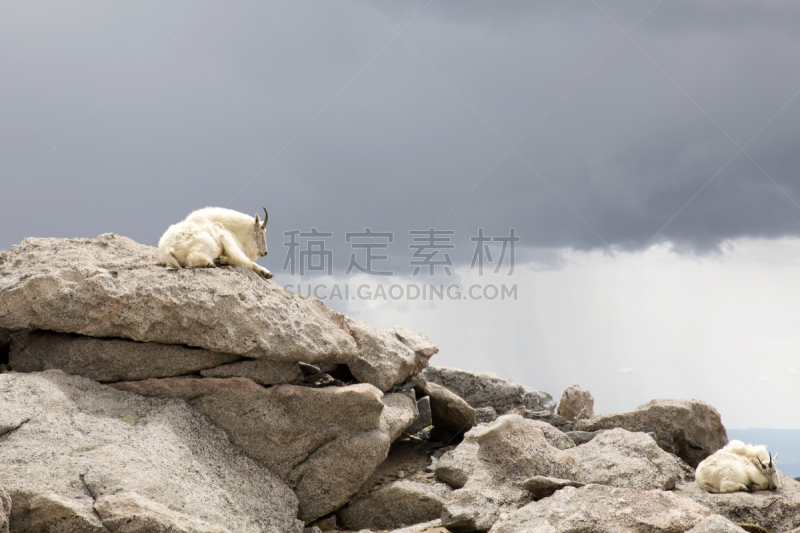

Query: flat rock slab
left=574, top=398, right=728, bottom=468
left=111, top=378, right=413, bottom=523
left=676, top=477, right=800, bottom=533
left=0, top=372, right=302, bottom=533
left=421, top=367, right=555, bottom=414
left=0, top=235, right=356, bottom=363
left=0, top=235, right=438, bottom=391
left=9, top=330, right=240, bottom=382
left=567, top=428, right=684, bottom=490
left=489, top=485, right=711, bottom=533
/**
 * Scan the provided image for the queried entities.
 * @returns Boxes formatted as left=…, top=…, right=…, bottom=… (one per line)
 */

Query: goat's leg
left=219, top=235, right=273, bottom=279
left=719, top=480, right=749, bottom=493
left=185, top=251, right=217, bottom=268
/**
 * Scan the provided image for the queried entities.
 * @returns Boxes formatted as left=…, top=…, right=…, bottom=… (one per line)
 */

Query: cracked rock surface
left=109, top=378, right=419, bottom=523
left=0, top=372, right=303, bottom=533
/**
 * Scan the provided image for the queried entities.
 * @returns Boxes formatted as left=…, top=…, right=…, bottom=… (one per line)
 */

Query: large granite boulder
left=111, top=378, right=418, bottom=523
left=0, top=371, right=302, bottom=533
left=421, top=367, right=555, bottom=414
left=9, top=329, right=240, bottom=382
left=489, top=485, right=711, bottom=533
left=0, top=235, right=436, bottom=391
left=438, top=414, right=584, bottom=532
left=574, top=398, right=728, bottom=467
left=566, top=428, right=685, bottom=490
left=557, top=383, right=594, bottom=422
left=676, top=476, right=800, bottom=533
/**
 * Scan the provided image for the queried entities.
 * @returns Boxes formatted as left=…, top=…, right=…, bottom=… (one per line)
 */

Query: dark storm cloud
left=2, top=0, right=800, bottom=275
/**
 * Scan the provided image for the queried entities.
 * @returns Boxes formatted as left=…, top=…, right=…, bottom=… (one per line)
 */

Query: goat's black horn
left=769, top=451, right=773, bottom=467
left=262, top=208, right=268, bottom=228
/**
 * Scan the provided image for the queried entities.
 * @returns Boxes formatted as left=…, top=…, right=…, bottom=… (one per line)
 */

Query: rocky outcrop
left=574, top=398, right=728, bottom=467
left=0, top=235, right=355, bottom=362
left=9, top=329, right=240, bottom=382
left=420, top=367, right=555, bottom=414
left=0, top=235, right=436, bottom=391
left=110, top=378, right=414, bottom=522
left=0, top=372, right=302, bottom=533
left=438, top=414, right=584, bottom=531
left=676, top=475, right=800, bottom=533
left=566, top=428, right=685, bottom=490
left=557, top=383, right=594, bottom=422
left=489, top=485, right=711, bottom=533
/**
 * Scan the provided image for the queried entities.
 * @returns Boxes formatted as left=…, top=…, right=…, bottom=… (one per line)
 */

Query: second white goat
left=696, top=440, right=779, bottom=493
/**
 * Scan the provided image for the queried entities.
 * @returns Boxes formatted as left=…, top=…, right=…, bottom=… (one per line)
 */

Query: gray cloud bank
left=2, top=0, right=800, bottom=271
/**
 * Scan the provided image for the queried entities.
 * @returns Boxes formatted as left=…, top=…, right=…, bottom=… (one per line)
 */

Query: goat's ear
left=773, top=452, right=779, bottom=464
left=261, top=207, right=268, bottom=229
left=254, top=212, right=261, bottom=226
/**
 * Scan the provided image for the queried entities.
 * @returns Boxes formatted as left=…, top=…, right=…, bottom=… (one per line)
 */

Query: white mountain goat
left=696, top=440, right=780, bottom=493
left=158, top=207, right=273, bottom=279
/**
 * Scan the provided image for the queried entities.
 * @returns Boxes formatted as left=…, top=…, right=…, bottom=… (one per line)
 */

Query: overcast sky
left=2, top=1, right=800, bottom=430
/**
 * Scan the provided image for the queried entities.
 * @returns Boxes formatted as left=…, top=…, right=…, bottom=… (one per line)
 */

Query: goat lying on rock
left=158, top=207, right=273, bottom=279
left=696, top=440, right=779, bottom=493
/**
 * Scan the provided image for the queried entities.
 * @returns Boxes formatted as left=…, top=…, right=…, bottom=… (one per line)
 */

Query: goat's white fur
left=158, top=207, right=272, bottom=279
left=695, top=440, right=780, bottom=493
